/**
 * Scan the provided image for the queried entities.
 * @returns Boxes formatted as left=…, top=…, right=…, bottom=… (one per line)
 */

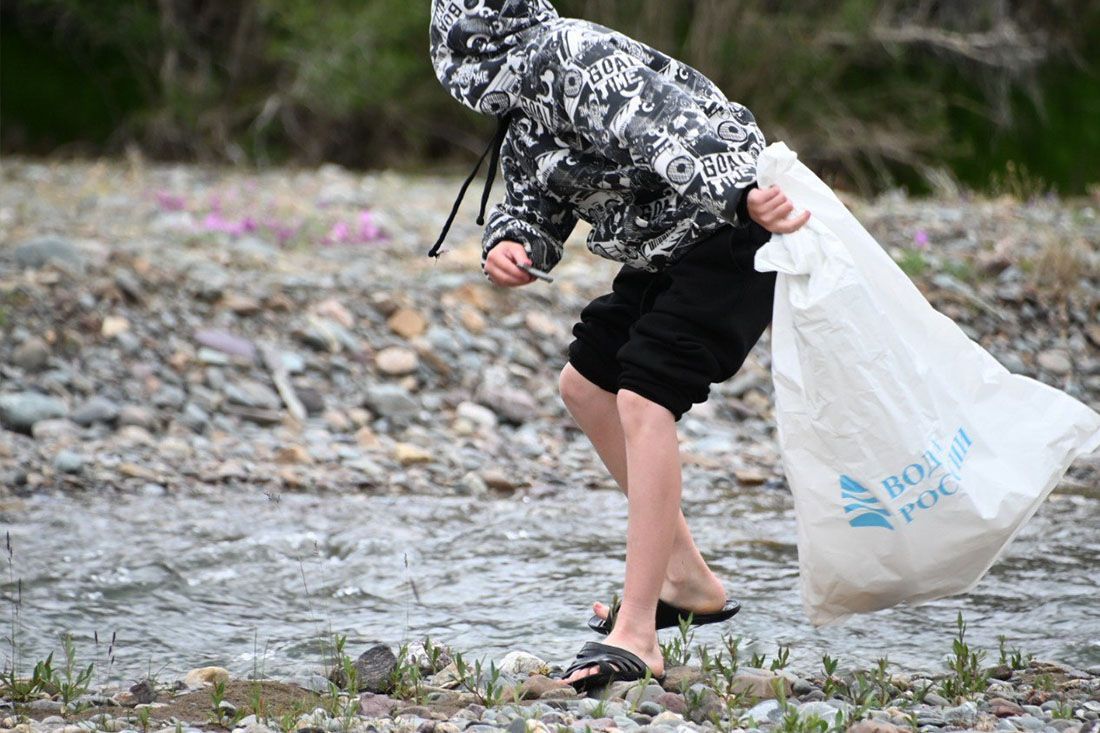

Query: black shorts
left=567, top=222, right=776, bottom=421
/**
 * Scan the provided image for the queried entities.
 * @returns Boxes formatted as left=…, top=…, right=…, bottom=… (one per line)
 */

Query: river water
left=2, top=476, right=1097, bottom=685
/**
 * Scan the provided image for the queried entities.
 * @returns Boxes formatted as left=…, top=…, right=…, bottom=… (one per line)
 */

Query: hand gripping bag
left=752, top=142, right=1100, bottom=626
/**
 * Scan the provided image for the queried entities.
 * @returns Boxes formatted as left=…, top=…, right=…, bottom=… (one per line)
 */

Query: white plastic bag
left=752, top=142, right=1100, bottom=626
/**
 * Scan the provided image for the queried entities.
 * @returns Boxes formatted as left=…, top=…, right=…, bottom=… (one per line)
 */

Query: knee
left=616, top=388, right=674, bottom=434
left=559, top=362, right=602, bottom=410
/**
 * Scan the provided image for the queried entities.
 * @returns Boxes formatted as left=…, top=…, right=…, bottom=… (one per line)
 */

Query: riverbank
left=6, top=621, right=1100, bottom=733
left=2, top=157, right=1099, bottom=731
left=1, top=157, right=1098, bottom=499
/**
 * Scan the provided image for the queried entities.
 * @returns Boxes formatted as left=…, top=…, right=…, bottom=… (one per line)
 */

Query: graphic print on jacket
left=429, top=0, right=765, bottom=274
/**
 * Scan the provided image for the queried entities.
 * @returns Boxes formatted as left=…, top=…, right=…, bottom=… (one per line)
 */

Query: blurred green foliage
left=1, top=0, right=1097, bottom=193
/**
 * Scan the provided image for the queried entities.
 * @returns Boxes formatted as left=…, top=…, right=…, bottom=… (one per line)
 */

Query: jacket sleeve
left=482, top=152, right=579, bottom=274
left=554, top=47, right=764, bottom=228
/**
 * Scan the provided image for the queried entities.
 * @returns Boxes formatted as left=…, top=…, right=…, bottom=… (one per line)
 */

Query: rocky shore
left=1, top=158, right=1098, bottom=499
left=1, top=158, right=1099, bottom=731
left=6, top=627, right=1100, bottom=733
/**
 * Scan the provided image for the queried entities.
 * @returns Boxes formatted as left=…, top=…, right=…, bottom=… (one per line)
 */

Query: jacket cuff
left=733, top=182, right=758, bottom=229
left=481, top=220, right=563, bottom=273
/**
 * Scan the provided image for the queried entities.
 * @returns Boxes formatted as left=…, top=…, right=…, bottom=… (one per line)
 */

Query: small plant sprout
left=57, top=631, right=95, bottom=706
left=659, top=611, right=696, bottom=667
left=939, top=611, right=990, bottom=701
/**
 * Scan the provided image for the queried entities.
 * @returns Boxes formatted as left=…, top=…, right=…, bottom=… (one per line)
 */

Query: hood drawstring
left=428, top=110, right=514, bottom=259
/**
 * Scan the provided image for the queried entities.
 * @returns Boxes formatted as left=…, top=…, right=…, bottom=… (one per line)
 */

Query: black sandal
left=554, top=640, right=666, bottom=693
left=587, top=596, right=741, bottom=635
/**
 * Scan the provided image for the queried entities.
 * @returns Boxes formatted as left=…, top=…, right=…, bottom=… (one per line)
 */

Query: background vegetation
left=2, top=0, right=1098, bottom=194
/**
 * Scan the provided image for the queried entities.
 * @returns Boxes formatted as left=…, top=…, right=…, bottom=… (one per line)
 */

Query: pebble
left=388, top=308, right=427, bottom=339
left=12, top=336, right=50, bottom=371
left=376, top=346, right=420, bottom=375
left=182, top=665, right=230, bottom=688
left=53, top=450, right=86, bottom=474
left=0, top=391, right=68, bottom=431
left=70, top=396, right=121, bottom=425
left=729, top=667, right=792, bottom=699
left=364, top=384, right=419, bottom=420
left=13, top=236, right=84, bottom=271
left=1037, top=349, right=1073, bottom=375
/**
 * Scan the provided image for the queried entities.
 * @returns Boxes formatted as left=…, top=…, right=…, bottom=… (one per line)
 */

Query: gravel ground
left=2, top=158, right=1097, bottom=500
left=1, top=157, right=1099, bottom=732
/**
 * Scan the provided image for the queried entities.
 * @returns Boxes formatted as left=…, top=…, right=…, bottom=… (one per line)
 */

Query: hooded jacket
left=428, top=0, right=766, bottom=275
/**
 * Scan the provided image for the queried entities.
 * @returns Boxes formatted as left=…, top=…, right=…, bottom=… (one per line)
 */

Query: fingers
left=751, top=185, right=782, bottom=205
left=764, top=200, right=795, bottom=221
left=769, top=209, right=812, bottom=234
left=485, top=245, right=536, bottom=286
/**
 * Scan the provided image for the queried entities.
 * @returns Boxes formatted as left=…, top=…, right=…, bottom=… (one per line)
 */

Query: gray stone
left=114, top=269, right=145, bottom=301
left=848, top=722, right=906, bottom=733
left=279, top=351, right=306, bottom=374
left=356, top=691, right=400, bottom=713
left=1010, top=716, right=1047, bottom=731
left=12, top=337, right=50, bottom=371
left=53, top=450, right=86, bottom=474
left=13, top=237, right=84, bottom=272
left=797, top=701, right=839, bottom=721
left=329, top=643, right=397, bottom=694
left=224, top=380, right=281, bottom=410
left=623, top=682, right=665, bottom=707
left=188, top=262, right=230, bottom=300
left=152, top=385, right=187, bottom=409
left=195, top=329, right=257, bottom=360
left=456, top=400, right=498, bottom=432
left=497, top=650, right=547, bottom=676
left=364, top=384, right=419, bottom=419
left=129, top=678, right=156, bottom=707
left=792, top=678, right=817, bottom=695
left=944, top=701, right=978, bottom=726
left=924, top=693, right=951, bottom=706
left=0, top=392, right=68, bottom=431
left=118, top=405, right=158, bottom=430
left=32, top=417, right=76, bottom=441
left=684, top=683, right=723, bottom=724
left=475, top=366, right=539, bottom=425
left=746, top=699, right=782, bottom=723
left=26, top=698, right=64, bottom=712
left=180, top=403, right=210, bottom=433
left=611, top=714, right=638, bottom=729
left=71, top=396, right=120, bottom=426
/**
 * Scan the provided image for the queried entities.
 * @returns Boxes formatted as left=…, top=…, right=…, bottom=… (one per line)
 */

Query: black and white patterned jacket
left=428, top=0, right=766, bottom=275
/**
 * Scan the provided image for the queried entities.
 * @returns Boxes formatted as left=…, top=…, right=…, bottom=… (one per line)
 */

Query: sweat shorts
left=566, top=221, right=776, bottom=421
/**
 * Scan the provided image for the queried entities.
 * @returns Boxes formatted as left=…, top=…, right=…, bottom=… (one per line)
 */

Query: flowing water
left=2, top=476, right=1098, bottom=685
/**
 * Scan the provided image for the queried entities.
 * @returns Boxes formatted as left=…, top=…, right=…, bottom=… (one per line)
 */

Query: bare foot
left=592, top=571, right=728, bottom=625
left=560, top=629, right=665, bottom=687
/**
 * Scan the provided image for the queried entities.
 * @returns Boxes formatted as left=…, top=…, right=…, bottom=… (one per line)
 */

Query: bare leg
left=561, top=388, right=690, bottom=684
left=558, top=363, right=727, bottom=623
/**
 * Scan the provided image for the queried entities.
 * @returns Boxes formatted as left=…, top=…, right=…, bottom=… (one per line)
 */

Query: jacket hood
left=430, top=0, right=560, bottom=116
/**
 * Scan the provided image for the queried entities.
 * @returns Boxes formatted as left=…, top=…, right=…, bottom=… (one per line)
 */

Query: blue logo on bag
left=840, top=475, right=894, bottom=530
left=839, top=426, right=973, bottom=531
